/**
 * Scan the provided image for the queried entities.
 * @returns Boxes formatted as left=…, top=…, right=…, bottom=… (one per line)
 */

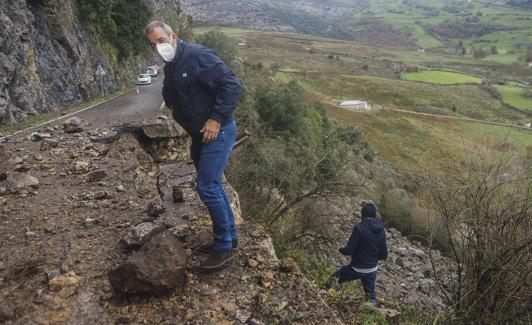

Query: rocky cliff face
left=0, top=0, right=185, bottom=125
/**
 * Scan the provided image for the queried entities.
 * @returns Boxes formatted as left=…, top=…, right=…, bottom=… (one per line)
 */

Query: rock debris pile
left=0, top=118, right=343, bottom=324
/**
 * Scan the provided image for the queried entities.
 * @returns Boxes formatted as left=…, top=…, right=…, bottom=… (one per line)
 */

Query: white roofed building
left=339, top=100, right=371, bottom=111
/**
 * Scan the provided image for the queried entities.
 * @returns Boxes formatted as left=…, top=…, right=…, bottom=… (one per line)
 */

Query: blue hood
left=362, top=218, right=385, bottom=233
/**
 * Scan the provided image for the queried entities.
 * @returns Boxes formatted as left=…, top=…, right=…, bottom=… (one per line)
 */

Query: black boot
left=324, top=274, right=340, bottom=290
left=197, top=239, right=238, bottom=254
left=199, top=250, right=234, bottom=271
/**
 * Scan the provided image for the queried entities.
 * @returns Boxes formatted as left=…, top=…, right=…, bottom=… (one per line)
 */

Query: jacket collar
left=172, top=40, right=185, bottom=63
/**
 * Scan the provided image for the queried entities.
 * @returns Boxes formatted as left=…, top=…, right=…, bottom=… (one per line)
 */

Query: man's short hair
left=144, top=21, right=173, bottom=38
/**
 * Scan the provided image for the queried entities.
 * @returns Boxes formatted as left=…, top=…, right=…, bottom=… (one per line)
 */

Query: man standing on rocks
left=327, top=202, right=388, bottom=307
left=144, top=21, right=242, bottom=271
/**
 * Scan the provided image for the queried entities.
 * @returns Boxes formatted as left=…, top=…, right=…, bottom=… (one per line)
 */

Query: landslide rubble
left=0, top=119, right=343, bottom=324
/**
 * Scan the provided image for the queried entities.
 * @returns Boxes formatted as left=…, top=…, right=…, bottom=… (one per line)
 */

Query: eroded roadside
left=0, top=116, right=343, bottom=324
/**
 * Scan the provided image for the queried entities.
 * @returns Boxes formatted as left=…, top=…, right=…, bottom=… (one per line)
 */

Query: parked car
left=147, top=68, right=158, bottom=77
left=137, top=74, right=152, bottom=85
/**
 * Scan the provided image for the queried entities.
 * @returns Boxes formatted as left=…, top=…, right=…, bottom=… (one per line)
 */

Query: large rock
left=139, top=121, right=190, bottom=163
left=30, top=132, right=52, bottom=141
left=141, top=121, right=184, bottom=139
left=63, top=117, right=84, bottom=133
left=6, top=172, right=39, bottom=193
left=109, top=231, right=187, bottom=294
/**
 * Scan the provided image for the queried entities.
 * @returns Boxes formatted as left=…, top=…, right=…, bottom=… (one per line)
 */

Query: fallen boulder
left=14, top=163, right=31, bottom=172
left=141, top=121, right=184, bottom=139
left=6, top=172, right=39, bottom=193
left=40, top=139, right=59, bottom=151
left=73, top=160, right=91, bottom=174
left=109, top=231, right=187, bottom=294
left=30, top=132, right=52, bottom=141
left=63, top=117, right=84, bottom=133
left=172, top=185, right=185, bottom=203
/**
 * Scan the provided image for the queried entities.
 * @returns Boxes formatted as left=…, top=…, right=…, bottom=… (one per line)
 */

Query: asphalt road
left=73, top=77, right=165, bottom=128
left=8, top=76, right=165, bottom=140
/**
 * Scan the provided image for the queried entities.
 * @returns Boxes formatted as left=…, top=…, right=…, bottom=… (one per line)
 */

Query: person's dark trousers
left=333, top=265, right=378, bottom=305
left=190, top=120, right=237, bottom=251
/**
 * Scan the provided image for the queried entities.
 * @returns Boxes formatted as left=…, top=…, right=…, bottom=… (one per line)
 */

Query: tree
left=420, top=148, right=531, bottom=324
left=526, top=50, right=532, bottom=63
left=76, top=0, right=153, bottom=59
left=481, top=80, right=502, bottom=99
left=194, top=30, right=238, bottom=68
left=77, top=0, right=116, bottom=37
left=228, top=78, right=365, bottom=238
left=473, top=47, right=487, bottom=58
left=254, top=80, right=308, bottom=137
left=490, top=45, right=498, bottom=55
left=111, top=0, right=153, bottom=59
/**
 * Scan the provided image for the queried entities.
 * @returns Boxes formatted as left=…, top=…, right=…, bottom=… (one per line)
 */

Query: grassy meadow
left=401, top=69, right=482, bottom=84
left=193, top=27, right=531, bottom=157
left=496, top=84, right=532, bottom=111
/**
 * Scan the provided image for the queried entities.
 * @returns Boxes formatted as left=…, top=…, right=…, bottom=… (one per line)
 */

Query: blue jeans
left=334, top=265, right=378, bottom=304
left=190, top=120, right=237, bottom=251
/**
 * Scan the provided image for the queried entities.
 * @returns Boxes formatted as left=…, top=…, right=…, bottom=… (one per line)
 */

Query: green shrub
left=255, top=80, right=308, bottom=137
left=378, top=187, right=450, bottom=251
left=194, top=30, right=238, bottom=67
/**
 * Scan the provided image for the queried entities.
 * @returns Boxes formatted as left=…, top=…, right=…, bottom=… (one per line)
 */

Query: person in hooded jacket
left=328, top=202, right=388, bottom=307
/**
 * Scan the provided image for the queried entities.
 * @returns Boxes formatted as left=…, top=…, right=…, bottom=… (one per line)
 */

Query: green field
left=402, top=70, right=483, bottom=84
left=481, top=54, right=519, bottom=64
left=350, top=0, right=532, bottom=51
left=496, top=85, right=532, bottom=111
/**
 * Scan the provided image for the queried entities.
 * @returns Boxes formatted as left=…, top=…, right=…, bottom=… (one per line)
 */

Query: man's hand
left=200, top=119, right=221, bottom=143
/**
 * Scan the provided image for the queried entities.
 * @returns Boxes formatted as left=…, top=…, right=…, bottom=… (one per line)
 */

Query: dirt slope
left=0, top=117, right=342, bottom=324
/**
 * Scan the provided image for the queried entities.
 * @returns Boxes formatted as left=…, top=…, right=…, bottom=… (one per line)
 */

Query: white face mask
left=156, top=41, right=175, bottom=62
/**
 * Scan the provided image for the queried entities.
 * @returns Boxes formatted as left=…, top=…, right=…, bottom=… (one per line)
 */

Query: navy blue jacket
left=163, top=41, right=242, bottom=138
left=339, top=218, right=388, bottom=269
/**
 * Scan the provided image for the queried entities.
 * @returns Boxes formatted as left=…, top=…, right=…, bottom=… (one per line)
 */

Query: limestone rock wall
left=0, top=0, right=185, bottom=125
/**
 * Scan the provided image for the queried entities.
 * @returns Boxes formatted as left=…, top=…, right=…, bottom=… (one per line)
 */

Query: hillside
left=185, top=0, right=532, bottom=58
left=204, top=26, right=531, bottom=323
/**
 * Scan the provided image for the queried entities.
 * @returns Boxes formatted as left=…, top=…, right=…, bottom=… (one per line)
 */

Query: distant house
left=528, top=61, right=532, bottom=68
left=417, top=48, right=425, bottom=53
left=339, top=100, right=371, bottom=111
